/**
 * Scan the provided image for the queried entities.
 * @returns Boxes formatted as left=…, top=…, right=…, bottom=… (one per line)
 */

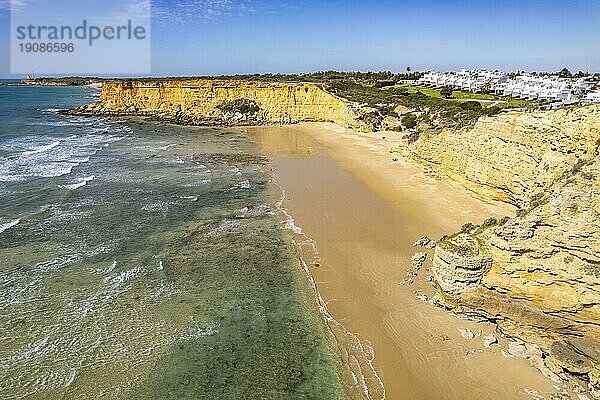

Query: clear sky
left=1, top=0, right=599, bottom=77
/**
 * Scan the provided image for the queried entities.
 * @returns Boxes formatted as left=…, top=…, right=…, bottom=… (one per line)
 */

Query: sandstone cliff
left=65, top=79, right=372, bottom=131
left=395, top=105, right=600, bottom=392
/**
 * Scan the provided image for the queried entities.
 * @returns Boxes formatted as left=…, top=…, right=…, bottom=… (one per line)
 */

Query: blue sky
left=1, top=0, right=599, bottom=77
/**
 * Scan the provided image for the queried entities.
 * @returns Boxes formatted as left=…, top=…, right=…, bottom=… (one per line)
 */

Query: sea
left=0, top=85, right=348, bottom=399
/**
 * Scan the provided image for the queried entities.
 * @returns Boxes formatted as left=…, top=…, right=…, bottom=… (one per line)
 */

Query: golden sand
left=246, top=123, right=559, bottom=400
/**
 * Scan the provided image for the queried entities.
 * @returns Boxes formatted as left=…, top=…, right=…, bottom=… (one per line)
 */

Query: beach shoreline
left=246, top=122, right=565, bottom=400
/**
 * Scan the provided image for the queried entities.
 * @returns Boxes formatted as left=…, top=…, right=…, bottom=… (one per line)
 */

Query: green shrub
left=499, top=216, right=511, bottom=226
left=486, top=106, right=501, bottom=116
left=401, top=113, right=417, bottom=129
left=460, top=101, right=483, bottom=111
left=374, top=80, right=397, bottom=88
left=460, top=223, right=476, bottom=233
left=218, top=98, right=261, bottom=114
left=481, top=217, right=498, bottom=228
left=440, top=86, right=453, bottom=98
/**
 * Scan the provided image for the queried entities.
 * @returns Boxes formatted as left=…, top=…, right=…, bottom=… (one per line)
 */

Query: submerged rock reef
left=395, top=104, right=600, bottom=392
left=63, top=79, right=374, bottom=131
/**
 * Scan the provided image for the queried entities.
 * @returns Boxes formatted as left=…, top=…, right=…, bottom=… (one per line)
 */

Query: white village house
left=418, top=69, right=599, bottom=107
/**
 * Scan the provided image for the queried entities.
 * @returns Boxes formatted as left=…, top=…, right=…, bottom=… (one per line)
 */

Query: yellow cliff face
left=396, top=105, right=600, bottom=386
left=396, top=105, right=600, bottom=208
left=93, top=79, right=371, bottom=131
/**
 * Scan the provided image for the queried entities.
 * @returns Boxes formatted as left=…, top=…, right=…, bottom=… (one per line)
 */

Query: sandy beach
left=247, top=122, right=559, bottom=400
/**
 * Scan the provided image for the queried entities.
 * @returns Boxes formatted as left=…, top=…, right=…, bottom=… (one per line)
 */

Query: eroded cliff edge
left=394, top=105, right=600, bottom=391
left=64, top=79, right=373, bottom=131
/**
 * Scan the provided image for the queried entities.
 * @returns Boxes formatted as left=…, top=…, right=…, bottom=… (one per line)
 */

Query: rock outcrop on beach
left=64, top=79, right=373, bottom=131
left=394, top=105, right=600, bottom=390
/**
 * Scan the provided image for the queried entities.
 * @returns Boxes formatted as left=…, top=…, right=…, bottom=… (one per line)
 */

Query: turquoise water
left=0, top=87, right=348, bottom=399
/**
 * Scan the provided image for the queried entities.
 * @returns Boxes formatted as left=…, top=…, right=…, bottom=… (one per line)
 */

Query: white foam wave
left=228, top=180, right=251, bottom=191
left=69, top=156, right=90, bottom=163
left=141, top=201, right=173, bottom=212
left=64, top=369, right=77, bottom=387
left=180, top=322, right=220, bottom=341
left=40, top=108, right=61, bottom=113
left=22, top=140, right=61, bottom=156
left=0, top=174, right=25, bottom=182
left=156, top=144, right=177, bottom=151
left=28, top=121, right=73, bottom=127
left=177, top=195, right=199, bottom=201
left=0, top=219, right=20, bottom=234
left=284, top=214, right=303, bottom=235
left=106, top=266, right=145, bottom=284
left=35, top=162, right=79, bottom=178
left=91, top=260, right=117, bottom=275
left=183, top=179, right=211, bottom=187
left=60, top=175, right=95, bottom=191
left=0, top=129, right=125, bottom=182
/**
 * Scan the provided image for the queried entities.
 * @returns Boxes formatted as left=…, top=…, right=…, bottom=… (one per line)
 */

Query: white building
left=581, top=90, right=600, bottom=104
left=417, top=69, right=599, bottom=106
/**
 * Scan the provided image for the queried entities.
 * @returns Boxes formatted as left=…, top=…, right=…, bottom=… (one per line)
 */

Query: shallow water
left=0, top=87, right=348, bottom=399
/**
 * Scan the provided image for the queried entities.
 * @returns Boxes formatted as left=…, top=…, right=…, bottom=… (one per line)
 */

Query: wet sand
left=247, top=123, right=560, bottom=400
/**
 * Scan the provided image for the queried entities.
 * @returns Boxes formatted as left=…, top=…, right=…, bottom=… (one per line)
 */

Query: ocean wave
left=227, top=180, right=251, bottom=191
left=177, top=195, right=199, bottom=202
left=283, top=214, right=303, bottom=235
left=0, top=174, right=26, bottom=182
left=155, top=144, right=177, bottom=151
left=0, top=219, right=20, bottom=234
left=180, top=322, right=220, bottom=341
left=0, top=130, right=127, bottom=182
left=0, top=162, right=79, bottom=182
left=35, top=162, right=79, bottom=178
left=91, top=260, right=118, bottom=276
left=183, top=179, right=211, bottom=187
left=69, top=156, right=90, bottom=163
left=21, top=140, right=61, bottom=157
left=60, top=175, right=95, bottom=191
left=105, top=266, right=145, bottom=285
left=28, top=121, right=73, bottom=127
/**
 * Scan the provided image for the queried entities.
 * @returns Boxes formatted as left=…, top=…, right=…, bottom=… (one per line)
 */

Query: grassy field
left=393, top=84, right=532, bottom=108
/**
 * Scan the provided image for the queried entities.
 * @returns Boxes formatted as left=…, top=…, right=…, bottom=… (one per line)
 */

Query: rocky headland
left=21, top=77, right=103, bottom=86
left=63, top=79, right=375, bottom=131
left=395, top=105, right=600, bottom=394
